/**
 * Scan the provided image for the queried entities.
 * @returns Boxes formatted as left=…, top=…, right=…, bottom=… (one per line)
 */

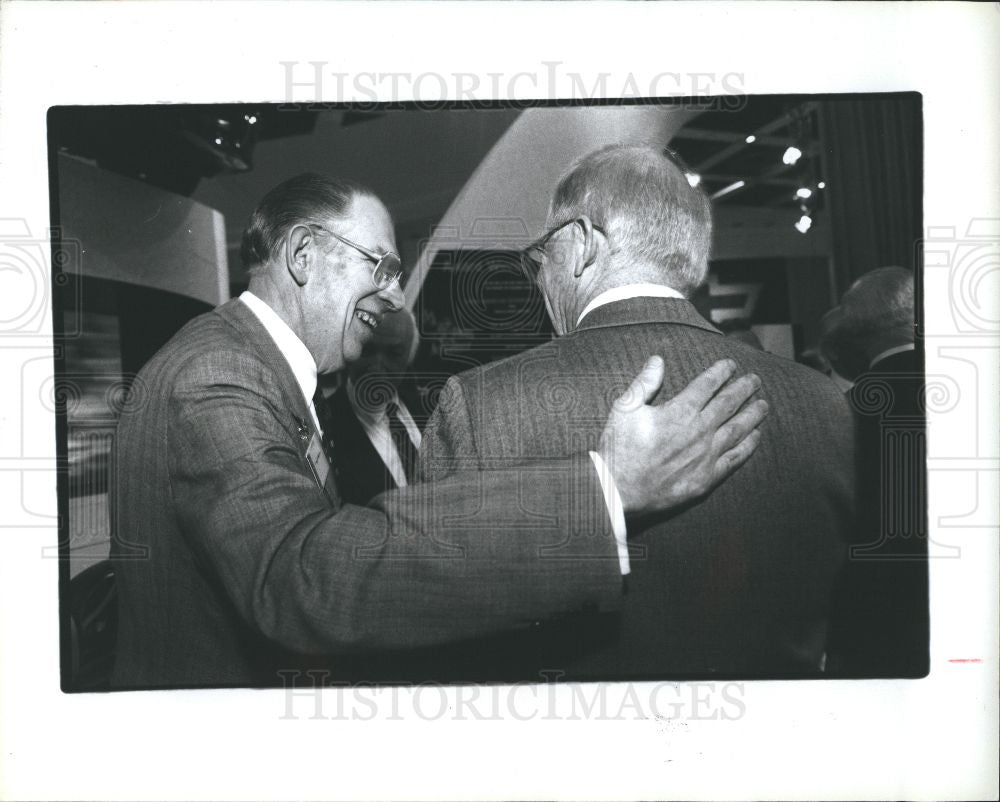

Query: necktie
left=386, top=400, right=418, bottom=484
left=311, top=389, right=335, bottom=456
left=308, top=387, right=341, bottom=506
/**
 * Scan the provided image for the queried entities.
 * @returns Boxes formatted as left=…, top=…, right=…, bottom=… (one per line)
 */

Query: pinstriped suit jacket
left=111, top=298, right=622, bottom=688
left=420, top=297, right=855, bottom=678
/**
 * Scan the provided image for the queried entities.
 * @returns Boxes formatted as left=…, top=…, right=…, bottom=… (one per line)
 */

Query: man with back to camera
left=110, top=172, right=768, bottom=688
left=419, top=145, right=856, bottom=678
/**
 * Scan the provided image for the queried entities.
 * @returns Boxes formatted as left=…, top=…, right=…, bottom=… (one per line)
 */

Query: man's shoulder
left=444, top=321, right=847, bottom=419
left=446, top=338, right=566, bottom=394
left=742, top=344, right=848, bottom=408
left=139, top=302, right=271, bottom=390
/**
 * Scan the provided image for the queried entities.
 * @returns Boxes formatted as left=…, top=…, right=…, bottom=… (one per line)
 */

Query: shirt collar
left=576, top=283, right=685, bottom=328
left=239, top=291, right=318, bottom=407
left=869, top=342, right=915, bottom=369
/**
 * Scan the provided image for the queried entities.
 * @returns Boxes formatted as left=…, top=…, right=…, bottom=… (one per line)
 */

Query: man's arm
left=417, top=373, right=481, bottom=482
left=168, top=350, right=623, bottom=656
left=168, top=351, right=764, bottom=657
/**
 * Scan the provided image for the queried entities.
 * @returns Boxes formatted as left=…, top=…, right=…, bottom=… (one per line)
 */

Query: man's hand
left=598, top=356, right=768, bottom=515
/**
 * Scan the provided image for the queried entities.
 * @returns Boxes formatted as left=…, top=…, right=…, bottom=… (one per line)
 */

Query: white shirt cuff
left=588, top=450, right=630, bottom=575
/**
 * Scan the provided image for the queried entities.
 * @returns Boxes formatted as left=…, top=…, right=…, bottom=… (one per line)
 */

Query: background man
left=317, top=308, right=424, bottom=506
left=840, top=266, right=917, bottom=374
left=111, top=172, right=767, bottom=688
left=826, top=266, right=928, bottom=677
left=420, top=145, right=856, bottom=678
left=817, top=305, right=864, bottom=391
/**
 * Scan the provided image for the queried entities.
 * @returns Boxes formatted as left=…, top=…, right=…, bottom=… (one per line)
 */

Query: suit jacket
left=420, top=297, right=856, bottom=679
left=110, top=298, right=623, bottom=689
left=827, top=347, right=929, bottom=677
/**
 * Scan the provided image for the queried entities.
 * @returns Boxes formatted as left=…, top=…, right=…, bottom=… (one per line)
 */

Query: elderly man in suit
left=111, top=172, right=768, bottom=689
left=420, top=145, right=856, bottom=678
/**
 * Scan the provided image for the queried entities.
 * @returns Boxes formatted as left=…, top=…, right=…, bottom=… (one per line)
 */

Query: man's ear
left=285, top=224, right=314, bottom=286
left=573, top=215, right=601, bottom=278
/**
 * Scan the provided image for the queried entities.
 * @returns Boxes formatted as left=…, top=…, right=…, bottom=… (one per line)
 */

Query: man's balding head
left=548, top=144, right=713, bottom=297
left=830, top=266, right=915, bottom=375
left=841, top=266, right=915, bottom=363
left=841, top=266, right=914, bottom=333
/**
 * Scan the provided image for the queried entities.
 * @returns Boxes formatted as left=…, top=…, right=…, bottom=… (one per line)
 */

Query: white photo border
left=0, top=2, right=997, bottom=800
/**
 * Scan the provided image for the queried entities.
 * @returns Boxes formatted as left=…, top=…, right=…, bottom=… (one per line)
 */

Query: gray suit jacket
left=111, top=299, right=622, bottom=688
left=420, top=297, right=855, bottom=678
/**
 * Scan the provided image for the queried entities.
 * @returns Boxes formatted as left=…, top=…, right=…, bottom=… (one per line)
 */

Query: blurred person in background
left=317, top=308, right=423, bottom=506
left=827, top=265, right=927, bottom=677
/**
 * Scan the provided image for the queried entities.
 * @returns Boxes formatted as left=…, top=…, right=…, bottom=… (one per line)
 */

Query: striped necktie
left=386, top=400, right=418, bottom=484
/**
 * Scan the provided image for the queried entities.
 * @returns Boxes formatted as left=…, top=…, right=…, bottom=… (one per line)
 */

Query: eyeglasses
left=523, top=219, right=608, bottom=272
left=309, top=225, right=403, bottom=290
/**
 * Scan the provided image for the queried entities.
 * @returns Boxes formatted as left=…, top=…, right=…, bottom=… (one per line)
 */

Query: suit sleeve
left=167, top=352, right=622, bottom=655
left=417, top=374, right=482, bottom=482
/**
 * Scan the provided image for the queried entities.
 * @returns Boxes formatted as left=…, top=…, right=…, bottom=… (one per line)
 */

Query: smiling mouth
left=355, top=309, right=380, bottom=331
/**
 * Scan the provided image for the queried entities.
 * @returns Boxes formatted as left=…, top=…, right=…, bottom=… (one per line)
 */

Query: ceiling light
left=711, top=179, right=745, bottom=200
left=794, top=214, right=812, bottom=234
left=745, top=135, right=756, bottom=144
left=685, top=173, right=701, bottom=188
left=817, top=181, right=826, bottom=189
left=782, top=146, right=802, bottom=166
left=795, top=187, right=813, bottom=199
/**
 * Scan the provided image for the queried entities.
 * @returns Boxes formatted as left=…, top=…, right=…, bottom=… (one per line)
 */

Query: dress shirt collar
left=239, top=291, right=318, bottom=408
left=576, top=282, right=685, bottom=328
left=869, top=342, right=915, bottom=369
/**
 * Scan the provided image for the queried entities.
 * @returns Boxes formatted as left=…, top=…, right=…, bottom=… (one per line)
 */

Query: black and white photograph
left=52, top=95, right=926, bottom=691
left=1, top=3, right=997, bottom=801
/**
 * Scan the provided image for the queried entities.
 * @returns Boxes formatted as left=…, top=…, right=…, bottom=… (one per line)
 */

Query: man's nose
left=378, top=278, right=404, bottom=312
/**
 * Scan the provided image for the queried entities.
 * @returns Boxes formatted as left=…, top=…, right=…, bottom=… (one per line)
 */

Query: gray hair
left=548, top=144, right=713, bottom=296
left=240, top=172, right=374, bottom=275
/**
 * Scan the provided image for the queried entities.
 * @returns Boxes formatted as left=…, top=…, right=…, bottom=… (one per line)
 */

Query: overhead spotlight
left=745, top=135, right=756, bottom=144
left=795, top=187, right=813, bottom=199
left=179, top=109, right=261, bottom=174
left=685, top=173, right=701, bottom=188
left=782, top=146, right=803, bottom=166
left=794, top=214, right=812, bottom=234
left=817, top=181, right=826, bottom=189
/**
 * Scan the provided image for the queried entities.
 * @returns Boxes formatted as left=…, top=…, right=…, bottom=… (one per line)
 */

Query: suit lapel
left=214, top=298, right=341, bottom=507
left=575, top=296, right=723, bottom=337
